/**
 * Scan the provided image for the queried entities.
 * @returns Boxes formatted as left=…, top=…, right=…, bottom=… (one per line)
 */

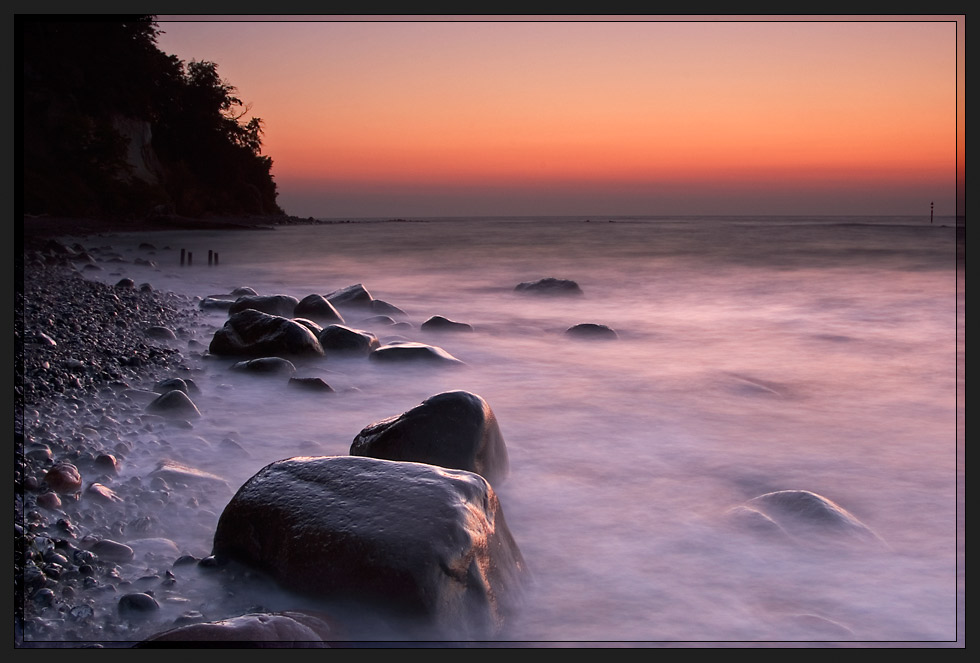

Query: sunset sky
left=154, top=15, right=964, bottom=219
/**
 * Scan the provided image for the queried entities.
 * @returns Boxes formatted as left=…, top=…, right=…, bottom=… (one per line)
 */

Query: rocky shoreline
left=15, top=238, right=223, bottom=645
left=15, top=227, right=528, bottom=647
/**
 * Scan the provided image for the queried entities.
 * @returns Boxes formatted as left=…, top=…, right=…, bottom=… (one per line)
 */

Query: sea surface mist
left=54, top=215, right=963, bottom=644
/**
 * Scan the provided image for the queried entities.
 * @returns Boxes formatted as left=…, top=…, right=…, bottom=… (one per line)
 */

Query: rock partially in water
left=231, top=357, right=297, bottom=376
left=228, top=294, right=301, bottom=318
left=288, top=377, right=335, bottom=392
left=368, top=341, right=465, bottom=366
left=420, top=315, right=474, bottom=333
left=212, top=455, right=527, bottom=638
left=317, top=324, right=380, bottom=356
left=730, top=490, right=887, bottom=549
left=293, top=294, right=345, bottom=325
left=565, top=323, right=618, bottom=340
left=325, top=283, right=374, bottom=310
left=146, top=390, right=201, bottom=420
left=351, top=390, right=510, bottom=485
left=209, top=309, right=324, bottom=358
left=515, top=277, right=583, bottom=296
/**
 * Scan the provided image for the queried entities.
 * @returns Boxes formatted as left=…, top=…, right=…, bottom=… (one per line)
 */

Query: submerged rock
left=351, top=390, right=509, bottom=484
left=564, top=323, right=618, bottom=340
left=420, top=315, right=474, bottom=333
left=729, top=490, right=887, bottom=549
left=211, top=455, right=527, bottom=638
left=515, top=277, right=583, bottom=296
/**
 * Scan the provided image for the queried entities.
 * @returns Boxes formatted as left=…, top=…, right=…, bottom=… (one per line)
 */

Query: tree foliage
left=20, top=15, right=283, bottom=218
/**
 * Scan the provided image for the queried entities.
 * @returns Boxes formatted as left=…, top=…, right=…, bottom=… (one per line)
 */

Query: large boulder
left=209, top=309, right=324, bottom=358
left=565, top=323, right=618, bottom=340
left=317, top=324, right=380, bottom=357
left=228, top=295, right=301, bottom=318
left=369, top=341, right=464, bottom=366
left=351, top=391, right=509, bottom=484
left=211, top=455, right=527, bottom=638
left=293, top=294, right=345, bottom=325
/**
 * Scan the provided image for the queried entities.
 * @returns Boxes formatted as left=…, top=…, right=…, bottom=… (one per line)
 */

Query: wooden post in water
left=188, top=252, right=193, bottom=266
left=931, top=202, right=934, bottom=224
left=180, top=249, right=185, bottom=266
left=214, top=253, right=219, bottom=266
left=208, top=250, right=213, bottom=266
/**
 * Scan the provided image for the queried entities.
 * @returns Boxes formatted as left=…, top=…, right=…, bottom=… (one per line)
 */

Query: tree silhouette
left=20, top=15, right=283, bottom=219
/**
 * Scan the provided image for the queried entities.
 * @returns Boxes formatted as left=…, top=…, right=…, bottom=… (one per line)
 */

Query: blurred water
left=69, top=215, right=962, bottom=644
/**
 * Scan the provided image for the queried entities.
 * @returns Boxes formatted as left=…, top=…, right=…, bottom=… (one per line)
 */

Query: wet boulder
left=137, top=611, right=339, bottom=648
left=293, top=294, right=345, bottom=325
left=421, top=315, right=473, bottom=333
left=325, top=283, right=374, bottom=310
left=209, top=309, right=324, bottom=358
left=317, top=324, right=380, bottom=356
left=228, top=294, right=301, bottom=318
left=211, top=455, right=527, bottom=638
left=514, top=277, right=583, bottom=296
left=369, top=341, right=464, bottom=366
left=351, top=390, right=509, bottom=485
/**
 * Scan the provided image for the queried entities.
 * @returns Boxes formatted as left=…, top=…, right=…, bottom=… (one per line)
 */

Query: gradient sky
left=154, top=15, right=964, bottom=219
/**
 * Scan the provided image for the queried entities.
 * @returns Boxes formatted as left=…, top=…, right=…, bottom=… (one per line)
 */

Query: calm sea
left=56, top=215, right=963, bottom=644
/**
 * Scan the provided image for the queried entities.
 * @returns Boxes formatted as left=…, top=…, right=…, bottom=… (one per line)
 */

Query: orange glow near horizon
left=155, top=16, right=963, bottom=217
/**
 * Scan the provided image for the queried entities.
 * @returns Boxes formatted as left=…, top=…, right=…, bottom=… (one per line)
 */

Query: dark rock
left=153, top=377, right=193, bottom=395
left=291, top=317, right=323, bottom=337
left=421, top=315, right=474, bottom=333
left=228, top=294, right=301, bottom=318
left=118, top=592, right=160, bottom=617
left=351, top=390, right=509, bottom=484
left=146, top=390, right=201, bottom=420
left=317, top=324, right=380, bottom=356
left=115, top=278, right=135, bottom=289
left=565, top=323, right=618, bottom=340
left=212, top=455, right=526, bottom=638
left=209, top=309, right=324, bottom=358
left=288, top=377, right=335, bottom=392
left=231, top=357, right=297, bottom=376
left=369, top=342, right=465, bottom=366
left=514, top=277, right=583, bottom=296
left=370, top=299, right=407, bottom=317
left=293, top=294, right=345, bottom=324
left=137, top=611, right=338, bottom=647
left=325, top=283, right=373, bottom=309
left=735, top=490, right=887, bottom=548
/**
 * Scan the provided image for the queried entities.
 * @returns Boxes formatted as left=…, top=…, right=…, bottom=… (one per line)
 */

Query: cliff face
left=20, top=16, right=283, bottom=220
left=112, top=115, right=164, bottom=187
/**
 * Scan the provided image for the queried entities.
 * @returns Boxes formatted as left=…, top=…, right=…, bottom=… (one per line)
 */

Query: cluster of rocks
left=15, top=244, right=549, bottom=645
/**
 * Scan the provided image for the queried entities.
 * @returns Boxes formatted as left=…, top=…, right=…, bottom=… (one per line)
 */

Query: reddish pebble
left=44, top=463, right=82, bottom=494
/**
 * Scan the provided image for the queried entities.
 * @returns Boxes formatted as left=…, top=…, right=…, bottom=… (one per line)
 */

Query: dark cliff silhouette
left=19, top=15, right=284, bottom=219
